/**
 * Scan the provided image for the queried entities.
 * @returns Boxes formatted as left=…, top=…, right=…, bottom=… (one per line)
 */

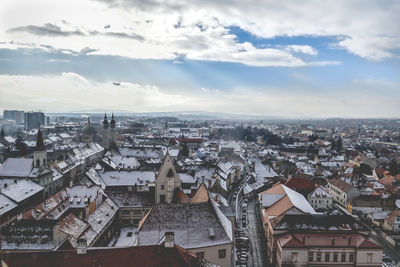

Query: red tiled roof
left=2, top=244, right=208, bottom=267
left=279, top=235, right=305, bottom=248
left=358, top=239, right=381, bottom=249
left=174, top=188, right=190, bottom=204
left=284, top=177, right=315, bottom=193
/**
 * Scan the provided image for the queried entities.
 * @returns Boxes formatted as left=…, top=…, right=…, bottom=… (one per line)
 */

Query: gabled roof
left=308, top=186, right=331, bottom=198
left=329, top=179, right=355, bottom=193
left=260, top=184, right=316, bottom=217
left=191, top=183, right=209, bottom=203
left=284, top=177, right=315, bottom=195
left=156, top=153, right=180, bottom=182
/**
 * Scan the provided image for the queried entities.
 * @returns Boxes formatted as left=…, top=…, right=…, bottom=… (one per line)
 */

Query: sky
left=0, top=0, right=399, bottom=118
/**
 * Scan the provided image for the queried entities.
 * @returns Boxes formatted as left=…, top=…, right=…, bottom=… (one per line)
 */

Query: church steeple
left=33, top=129, right=47, bottom=168
left=110, top=113, right=115, bottom=129
left=35, top=129, right=46, bottom=151
left=103, top=113, right=109, bottom=129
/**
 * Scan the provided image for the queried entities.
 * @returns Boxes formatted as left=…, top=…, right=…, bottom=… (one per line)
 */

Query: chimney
left=77, top=237, right=87, bottom=254
left=164, top=232, right=174, bottom=248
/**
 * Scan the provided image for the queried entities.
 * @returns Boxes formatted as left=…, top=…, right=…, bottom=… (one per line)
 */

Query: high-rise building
left=3, top=110, right=25, bottom=124
left=24, top=112, right=45, bottom=130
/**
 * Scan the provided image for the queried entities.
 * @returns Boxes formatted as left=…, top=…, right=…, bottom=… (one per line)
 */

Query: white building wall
left=189, top=243, right=232, bottom=267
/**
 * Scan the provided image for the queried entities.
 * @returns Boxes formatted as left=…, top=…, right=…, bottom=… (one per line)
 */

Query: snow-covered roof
left=4, top=136, right=16, bottom=143
left=283, top=185, right=316, bottom=214
left=138, top=201, right=232, bottom=249
left=65, top=185, right=100, bottom=208
left=107, top=191, right=153, bottom=208
left=178, top=173, right=195, bottom=184
left=113, top=227, right=138, bottom=247
left=99, top=171, right=156, bottom=187
left=0, top=158, right=33, bottom=177
left=1, top=179, right=43, bottom=203
left=51, top=167, right=63, bottom=182
left=254, top=161, right=277, bottom=181
left=87, top=198, right=118, bottom=235
left=309, top=186, right=331, bottom=198
left=262, top=194, right=285, bottom=208
left=86, top=168, right=106, bottom=188
left=0, top=194, right=17, bottom=215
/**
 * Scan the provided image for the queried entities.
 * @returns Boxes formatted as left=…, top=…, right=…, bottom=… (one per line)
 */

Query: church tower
left=33, top=129, right=47, bottom=168
left=110, top=113, right=117, bottom=148
left=155, top=152, right=182, bottom=204
left=102, top=113, right=110, bottom=149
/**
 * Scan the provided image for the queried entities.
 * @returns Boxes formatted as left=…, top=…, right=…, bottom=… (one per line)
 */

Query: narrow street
left=244, top=197, right=269, bottom=267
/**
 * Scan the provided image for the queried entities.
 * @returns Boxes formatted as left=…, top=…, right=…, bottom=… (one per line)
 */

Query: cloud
left=91, top=0, right=400, bottom=61
left=1, top=0, right=399, bottom=68
left=285, top=45, right=318, bottom=56
left=7, top=23, right=85, bottom=37
left=0, top=73, right=398, bottom=117
left=201, top=87, right=220, bottom=93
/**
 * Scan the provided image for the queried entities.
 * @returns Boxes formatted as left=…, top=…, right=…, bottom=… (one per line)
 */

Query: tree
left=389, top=159, right=400, bottom=176
left=182, top=143, right=189, bottom=157
left=309, top=134, right=319, bottom=142
left=336, top=136, right=343, bottom=151
left=354, top=163, right=372, bottom=176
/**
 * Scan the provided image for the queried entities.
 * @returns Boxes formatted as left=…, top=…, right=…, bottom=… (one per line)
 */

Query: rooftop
left=2, top=244, right=212, bottom=267
left=138, top=201, right=231, bottom=249
left=1, top=179, right=43, bottom=203
left=0, top=158, right=33, bottom=177
left=99, top=170, right=155, bottom=187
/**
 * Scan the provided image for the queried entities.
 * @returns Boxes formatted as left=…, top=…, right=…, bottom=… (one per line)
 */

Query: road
left=370, top=227, right=400, bottom=265
left=244, top=197, right=269, bottom=267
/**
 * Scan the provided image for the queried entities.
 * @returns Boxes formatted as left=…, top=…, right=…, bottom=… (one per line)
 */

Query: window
left=349, top=253, right=354, bottom=262
left=325, top=253, right=330, bottom=262
left=196, top=252, right=204, bottom=258
left=317, top=253, right=322, bottom=262
left=133, top=210, right=142, bottom=214
left=341, top=253, right=346, bottom=262
left=161, top=185, right=164, bottom=190
left=218, top=249, right=226, bottom=259
left=367, top=253, right=373, bottom=263
left=308, top=252, right=314, bottom=262
left=121, top=210, right=130, bottom=215
left=333, top=253, right=338, bottom=262
left=160, top=194, right=165, bottom=203
left=291, top=252, right=298, bottom=263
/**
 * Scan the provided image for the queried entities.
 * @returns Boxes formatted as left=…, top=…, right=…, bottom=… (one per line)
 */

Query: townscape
left=0, top=111, right=399, bottom=267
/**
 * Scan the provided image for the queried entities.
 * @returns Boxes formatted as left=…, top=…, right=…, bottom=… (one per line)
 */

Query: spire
left=103, top=113, right=109, bottom=129
left=35, top=129, right=46, bottom=151
left=110, top=112, right=116, bottom=129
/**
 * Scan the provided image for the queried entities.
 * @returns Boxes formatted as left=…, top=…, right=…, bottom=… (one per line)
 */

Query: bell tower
left=33, top=129, right=47, bottom=168
left=103, top=113, right=110, bottom=149
left=110, top=113, right=117, bottom=148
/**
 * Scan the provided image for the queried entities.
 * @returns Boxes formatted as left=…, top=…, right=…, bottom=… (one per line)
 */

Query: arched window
left=36, top=159, right=40, bottom=168
left=43, top=159, right=46, bottom=166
